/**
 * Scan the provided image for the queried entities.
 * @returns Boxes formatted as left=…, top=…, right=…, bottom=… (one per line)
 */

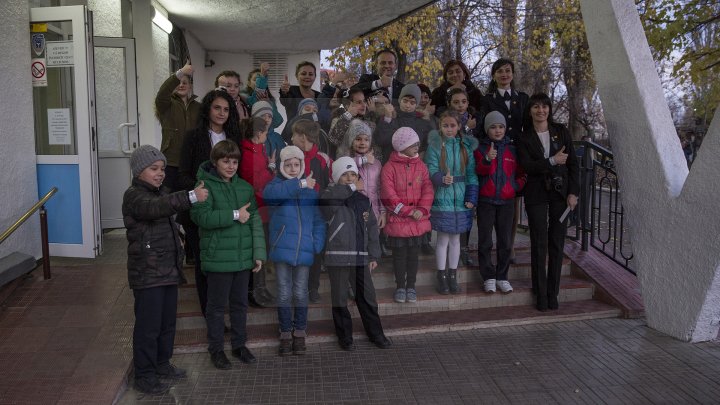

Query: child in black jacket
left=123, top=145, right=207, bottom=395
left=320, top=157, right=391, bottom=351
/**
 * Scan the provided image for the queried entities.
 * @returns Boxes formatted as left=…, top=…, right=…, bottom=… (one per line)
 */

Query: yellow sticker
left=30, top=23, right=48, bottom=33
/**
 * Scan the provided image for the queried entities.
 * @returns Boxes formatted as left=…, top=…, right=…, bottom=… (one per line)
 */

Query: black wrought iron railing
left=574, top=140, right=635, bottom=273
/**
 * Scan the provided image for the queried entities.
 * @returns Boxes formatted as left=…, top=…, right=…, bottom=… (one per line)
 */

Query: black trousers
left=525, top=194, right=568, bottom=308
left=133, top=285, right=178, bottom=380
left=392, top=245, right=420, bottom=289
left=308, top=253, right=323, bottom=292
left=206, top=271, right=251, bottom=353
left=185, top=224, right=206, bottom=316
left=476, top=202, right=515, bottom=281
left=328, top=265, right=385, bottom=344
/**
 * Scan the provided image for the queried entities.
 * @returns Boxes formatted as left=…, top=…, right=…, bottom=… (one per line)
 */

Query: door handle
left=117, top=122, right=137, bottom=155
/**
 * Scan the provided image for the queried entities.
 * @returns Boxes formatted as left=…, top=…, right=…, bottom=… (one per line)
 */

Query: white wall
left=0, top=0, right=42, bottom=259
left=581, top=0, right=720, bottom=342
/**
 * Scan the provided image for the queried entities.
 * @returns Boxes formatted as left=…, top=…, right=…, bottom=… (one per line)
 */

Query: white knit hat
left=332, top=156, right=359, bottom=184
left=279, top=145, right=305, bottom=179
left=392, top=127, right=420, bottom=152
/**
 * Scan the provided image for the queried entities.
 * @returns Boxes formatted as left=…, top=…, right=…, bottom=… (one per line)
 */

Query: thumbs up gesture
left=305, top=171, right=316, bottom=190
left=237, top=202, right=251, bottom=223
left=260, top=62, right=270, bottom=76
left=443, top=171, right=454, bottom=185
left=486, top=142, right=497, bottom=161
left=179, top=59, right=193, bottom=77
left=467, top=116, right=477, bottom=130
left=380, top=72, right=393, bottom=88
left=553, top=145, right=568, bottom=165
left=193, top=180, right=208, bottom=202
left=280, top=74, right=290, bottom=94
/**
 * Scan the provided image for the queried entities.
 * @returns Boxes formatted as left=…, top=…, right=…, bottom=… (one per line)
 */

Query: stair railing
left=0, top=187, right=58, bottom=279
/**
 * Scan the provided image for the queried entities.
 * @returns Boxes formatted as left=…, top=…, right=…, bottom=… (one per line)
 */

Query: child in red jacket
left=474, top=112, right=526, bottom=293
left=380, top=128, right=434, bottom=303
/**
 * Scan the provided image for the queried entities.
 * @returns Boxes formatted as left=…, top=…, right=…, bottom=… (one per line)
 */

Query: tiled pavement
left=117, top=318, right=720, bottom=404
left=2, top=230, right=719, bottom=404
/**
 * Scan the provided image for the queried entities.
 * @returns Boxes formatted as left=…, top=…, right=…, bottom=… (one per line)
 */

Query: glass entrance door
left=31, top=6, right=101, bottom=258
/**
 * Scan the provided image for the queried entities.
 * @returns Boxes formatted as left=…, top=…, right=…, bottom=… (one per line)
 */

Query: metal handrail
left=573, top=140, right=635, bottom=273
left=0, top=187, right=58, bottom=245
left=0, top=187, right=58, bottom=280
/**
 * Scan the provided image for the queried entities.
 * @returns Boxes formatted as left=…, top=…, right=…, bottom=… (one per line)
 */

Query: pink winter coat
left=352, top=154, right=385, bottom=220
left=380, top=151, right=434, bottom=238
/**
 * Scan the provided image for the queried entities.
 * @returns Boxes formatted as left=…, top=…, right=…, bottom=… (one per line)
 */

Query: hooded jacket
left=474, top=136, right=526, bottom=204
left=122, top=178, right=190, bottom=289
left=263, top=175, right=326, bottom=266
left=190, top=161, right=267, bottom=272
left=424, top=130, right=479, bottom=234
left=380, top=151, right=434, bottom=238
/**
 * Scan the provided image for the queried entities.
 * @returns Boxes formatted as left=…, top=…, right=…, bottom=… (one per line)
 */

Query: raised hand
left=355, top=178, right=365, bottom=191
left=193, top=180, right=208, bottom=202
left=305, top=171, right=316, bottom=189
left=380, top=72, right=393, bottom=88
left=467, top=116, right=477, bottom=130
left=567, top=194, right=578, bottom=210
left=260, top=62, right=270, bottom=76
left=553, top=146, right=568, bottom=165
left=280, top=74, right=290, bottom=94
left=237, top=202, right=251, bottom=223
left=487, top=142, right=497, bottom=161
left=179, top=59, right=193, bottom=77
left=365, top=152, right=375, bottom=165
left=443, top=171, right=453, bottom=185
left=384, top=103, right=395, bottom=119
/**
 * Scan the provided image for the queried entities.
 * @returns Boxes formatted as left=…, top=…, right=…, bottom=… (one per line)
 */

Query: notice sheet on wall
left=48, top=108, right=72, bottom=145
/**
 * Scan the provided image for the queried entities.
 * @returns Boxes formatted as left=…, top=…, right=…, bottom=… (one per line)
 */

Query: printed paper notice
left=46, top=41, right=74, bottom=67
left=48, top=109, right=72, bottom=145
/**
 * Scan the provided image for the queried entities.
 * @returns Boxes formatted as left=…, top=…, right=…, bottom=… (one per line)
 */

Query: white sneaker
left=497, top=280, right=513, bottom=293
left=484, top=279, right=496, bottom=293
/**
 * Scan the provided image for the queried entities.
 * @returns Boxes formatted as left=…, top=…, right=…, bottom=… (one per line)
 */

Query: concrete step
left=173, top=299, right=620, bottom=352
left=0, top=252, right=36, bottom=288
left=175, top=276, right=594, bottom=329
left=180, top=249, right=571, bottom=295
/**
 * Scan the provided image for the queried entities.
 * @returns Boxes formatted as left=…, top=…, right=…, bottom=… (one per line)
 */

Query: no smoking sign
left=31, top=57, right=47, bottom=87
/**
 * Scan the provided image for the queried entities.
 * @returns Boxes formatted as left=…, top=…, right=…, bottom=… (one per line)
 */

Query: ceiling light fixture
left=152, top=7, right=173, bottom=34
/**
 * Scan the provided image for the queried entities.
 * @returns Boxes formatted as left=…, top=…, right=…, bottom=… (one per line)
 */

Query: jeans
left=275, top=262, right=310, bottom=332
left=205, top=271, right=250, bottom=353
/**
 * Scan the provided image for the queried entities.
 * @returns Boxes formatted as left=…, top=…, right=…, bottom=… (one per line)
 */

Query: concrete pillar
left=0, top=0, right=42, bottom=259
left=580, top=0, right=720, bottom=342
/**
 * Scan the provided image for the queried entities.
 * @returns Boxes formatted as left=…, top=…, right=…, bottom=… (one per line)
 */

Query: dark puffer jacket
left=320, top=184, right=380, bottom=267
left=122, top=178, right=191, bottom=289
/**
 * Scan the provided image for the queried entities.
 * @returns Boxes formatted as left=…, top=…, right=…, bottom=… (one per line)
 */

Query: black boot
left=460, top=248, right=475, bottom=266
left=447, top=268, right=461, bottom=294
left=253, top=268, right=275, bottom=307
left=436, top=271, right=449, bottom=295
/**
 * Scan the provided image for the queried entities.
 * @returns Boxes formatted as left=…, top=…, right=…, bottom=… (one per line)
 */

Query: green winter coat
left=155, top=74, right=200, bottom=167
left=190, top=161, right=266, bottom=272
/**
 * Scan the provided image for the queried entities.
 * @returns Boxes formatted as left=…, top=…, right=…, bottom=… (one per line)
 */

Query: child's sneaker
left=393, top=288, right=406, bottom=303
left=405, top=288, right=417, bottom=303
left=484, top=279, right=496, bottom=293
left=497, top=280, right=513, bottom=293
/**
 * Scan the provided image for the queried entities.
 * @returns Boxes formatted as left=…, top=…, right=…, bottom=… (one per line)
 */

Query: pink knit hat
left=391, top=127, right=420, bottom=152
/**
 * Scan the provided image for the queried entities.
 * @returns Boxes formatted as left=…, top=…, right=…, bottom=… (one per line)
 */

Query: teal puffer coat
left=190, top=161, right=267, bottom=272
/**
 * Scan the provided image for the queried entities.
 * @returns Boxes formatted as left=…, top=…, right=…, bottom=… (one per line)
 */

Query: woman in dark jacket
left=430, top=59, right=483, bottom=117
left=279, top=61, right=322, bottom=123
left=177, top=89, right=241, bottom=316
left=516, top=93, right=579, bottom=312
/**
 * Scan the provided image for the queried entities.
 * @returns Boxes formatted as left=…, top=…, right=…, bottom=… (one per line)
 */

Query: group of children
left=125, top=75, right=528, bottom=395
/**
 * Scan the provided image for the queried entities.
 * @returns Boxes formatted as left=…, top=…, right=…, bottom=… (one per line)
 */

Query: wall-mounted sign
left=48, top=108, right=72, bottom=145
left=31, top=58, right=47, bottom=87
left=46, top=41, right=74, bottom=67
left=32, top=33, right=45, bottom=56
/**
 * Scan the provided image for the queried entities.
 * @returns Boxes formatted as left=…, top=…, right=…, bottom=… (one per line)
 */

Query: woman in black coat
left=516, top=93, right=579, bottom=312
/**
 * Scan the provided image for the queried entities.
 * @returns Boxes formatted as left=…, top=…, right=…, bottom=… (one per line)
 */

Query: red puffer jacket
left=474, top=137, right=526, bottom=204
left=239, top=139, right=275, bottom=222
left=380, top=151, right=434, bottom=238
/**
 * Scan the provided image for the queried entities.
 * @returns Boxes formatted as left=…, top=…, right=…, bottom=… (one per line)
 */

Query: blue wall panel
left=36, top=164, right=83, bottom=244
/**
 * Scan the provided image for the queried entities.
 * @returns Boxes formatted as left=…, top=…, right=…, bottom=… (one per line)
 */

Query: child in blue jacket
left=263, top=146, right=326, bottom=356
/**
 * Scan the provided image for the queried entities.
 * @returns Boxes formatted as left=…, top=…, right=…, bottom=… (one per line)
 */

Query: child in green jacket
left=190, top=140, right=266, bottom=370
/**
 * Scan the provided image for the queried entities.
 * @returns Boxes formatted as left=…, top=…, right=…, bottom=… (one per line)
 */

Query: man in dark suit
left=353, top=49, right=405, bottom=103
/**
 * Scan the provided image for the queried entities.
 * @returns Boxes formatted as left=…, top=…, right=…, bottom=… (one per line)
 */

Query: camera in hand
left=551, top=175, right=564, bottom=191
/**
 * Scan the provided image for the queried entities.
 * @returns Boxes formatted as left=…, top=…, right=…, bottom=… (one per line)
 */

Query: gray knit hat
left=251, top=101, right=273, bottom=118
left=484, top=111, right=506, bottom=134
left=399, top=83, right=421, bottom=102
left=130, top=145, right=166, bottom=178
left=297, top=98, right=318, bottom=115
left=279, top=145, right=305, bottom=179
